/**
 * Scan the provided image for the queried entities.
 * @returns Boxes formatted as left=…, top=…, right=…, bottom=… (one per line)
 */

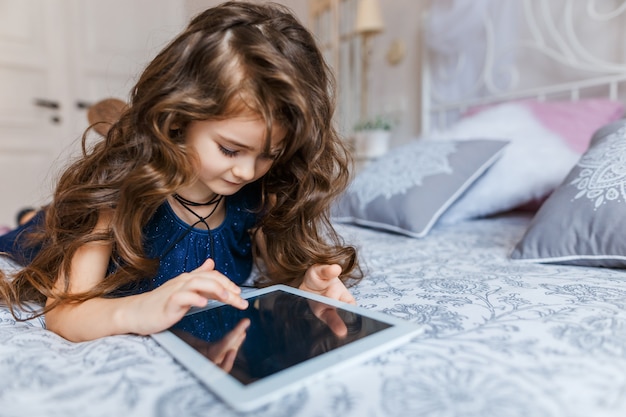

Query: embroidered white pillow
left=511, top=120, right=626, bottom=267
left=332, top=139, right=509, bottom=238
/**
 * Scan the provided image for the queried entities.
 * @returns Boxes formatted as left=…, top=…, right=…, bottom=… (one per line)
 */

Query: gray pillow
left=511, top=119, right=626, bottom=267
left=332, top=139, right=509, bottom=238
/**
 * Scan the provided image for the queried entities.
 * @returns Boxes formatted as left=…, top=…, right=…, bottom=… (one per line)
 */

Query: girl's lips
left=223, top=179, right=243, bottom=186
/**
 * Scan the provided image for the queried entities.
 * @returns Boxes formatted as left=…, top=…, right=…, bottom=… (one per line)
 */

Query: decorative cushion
left=332, top=139, right=509, bottom=238
left=466, top=99, right=624, bottom=153
left=434, top=103, right=581, bottom=224
left=523, top=99, right=624, bottom=153
left=510, top=120, right=626, bottom=267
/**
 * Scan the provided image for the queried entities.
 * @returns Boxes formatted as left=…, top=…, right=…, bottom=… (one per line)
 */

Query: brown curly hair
left=0, top=1, right=361, bottom=318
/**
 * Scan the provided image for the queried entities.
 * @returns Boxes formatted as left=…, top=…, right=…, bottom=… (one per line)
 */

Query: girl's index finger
left=183, top=271, right=247, bottom=309
left=210, top=281, right=248, bottom=310
left=193, top=266, right=242, bottom=294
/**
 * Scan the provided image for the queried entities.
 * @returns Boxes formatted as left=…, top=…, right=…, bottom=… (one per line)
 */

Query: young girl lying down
left=0, top=1, right=361, bottom=342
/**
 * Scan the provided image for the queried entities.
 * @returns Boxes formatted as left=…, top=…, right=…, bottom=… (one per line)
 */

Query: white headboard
left=421, top=0, right=626, bottom=133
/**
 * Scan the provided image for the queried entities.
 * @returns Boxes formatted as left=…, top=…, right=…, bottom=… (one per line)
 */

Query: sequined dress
left=0, top=184, right=261, bottom=293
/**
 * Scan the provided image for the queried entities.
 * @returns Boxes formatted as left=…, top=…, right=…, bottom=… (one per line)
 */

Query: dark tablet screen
left=169, top=289, right=391, bottom=385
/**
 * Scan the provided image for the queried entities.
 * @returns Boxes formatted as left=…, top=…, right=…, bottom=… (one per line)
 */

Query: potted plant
left=353, top=115, right=393, bottom=159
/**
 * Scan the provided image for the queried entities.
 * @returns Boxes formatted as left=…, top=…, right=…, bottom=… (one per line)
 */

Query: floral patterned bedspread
left=1, top=214, right=626, bottom=417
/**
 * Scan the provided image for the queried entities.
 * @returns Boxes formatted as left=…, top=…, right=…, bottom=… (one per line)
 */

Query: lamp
left=355, top=0, right=384, bottom=35
left=355, top=0, right=384, bottom=121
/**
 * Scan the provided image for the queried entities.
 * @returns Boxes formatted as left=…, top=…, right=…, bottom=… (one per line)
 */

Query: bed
left=3, top=1, right=626, bottom=416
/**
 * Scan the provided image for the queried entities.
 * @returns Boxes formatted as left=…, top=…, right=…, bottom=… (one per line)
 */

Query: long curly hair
left=0, top=2, right=361, bottom=317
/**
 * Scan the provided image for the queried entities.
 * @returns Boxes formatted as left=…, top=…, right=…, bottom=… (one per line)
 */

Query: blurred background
left=0, top=0, right=424, bottom=227
left=5, top=0, right=617, bottom=227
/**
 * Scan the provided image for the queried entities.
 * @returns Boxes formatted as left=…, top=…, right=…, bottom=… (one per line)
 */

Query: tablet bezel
left=151, top=284, right=422, bottom=411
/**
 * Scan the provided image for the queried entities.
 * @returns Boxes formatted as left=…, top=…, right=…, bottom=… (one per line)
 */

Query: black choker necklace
left=172, top=193, right=222, bottom=207
left=172, top=193, right=224, bottom=227
left=162, top=193, right=224, bottom=261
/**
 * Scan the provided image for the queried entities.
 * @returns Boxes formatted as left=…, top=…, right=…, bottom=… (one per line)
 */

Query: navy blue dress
left=0, top=185, right=261, bottom=293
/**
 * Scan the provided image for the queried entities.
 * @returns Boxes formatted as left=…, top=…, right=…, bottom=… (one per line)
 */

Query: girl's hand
left=130, top=258, right=249, bottom=335
left=299, top=264, right=356, bottom=305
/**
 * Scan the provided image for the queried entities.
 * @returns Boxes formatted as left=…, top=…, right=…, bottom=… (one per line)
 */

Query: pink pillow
left=525, top=99, right=624, bottom=153
left=466, top=99, right=624, bottom=154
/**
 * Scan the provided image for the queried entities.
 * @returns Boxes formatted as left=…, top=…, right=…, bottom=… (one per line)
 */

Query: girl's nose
left=232, top=157, right=255, bottom=181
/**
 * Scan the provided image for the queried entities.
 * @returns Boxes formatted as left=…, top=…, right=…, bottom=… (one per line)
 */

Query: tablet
left=151, top=284, right=423, bottom=411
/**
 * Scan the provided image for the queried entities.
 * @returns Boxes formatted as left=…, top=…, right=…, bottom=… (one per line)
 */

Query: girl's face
left=183, top=114, right=284, bottom=199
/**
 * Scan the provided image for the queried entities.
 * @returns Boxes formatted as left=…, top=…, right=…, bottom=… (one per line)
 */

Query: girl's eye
left=219, top=145, right=238, bottom=157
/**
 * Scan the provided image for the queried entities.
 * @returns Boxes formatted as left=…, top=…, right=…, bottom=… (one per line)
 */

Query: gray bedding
left=2, top=214, right=625, bottom=417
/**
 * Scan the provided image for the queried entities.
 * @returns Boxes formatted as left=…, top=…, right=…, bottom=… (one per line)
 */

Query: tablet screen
left=169, top=289, right=392, bottom=385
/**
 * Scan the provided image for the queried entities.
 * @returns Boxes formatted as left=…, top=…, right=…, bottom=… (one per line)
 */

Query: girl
left=0, top=1, right=361, bottom=342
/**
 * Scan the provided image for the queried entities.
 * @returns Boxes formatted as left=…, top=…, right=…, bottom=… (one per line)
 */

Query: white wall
left=365, top=1, right=426, bottom=143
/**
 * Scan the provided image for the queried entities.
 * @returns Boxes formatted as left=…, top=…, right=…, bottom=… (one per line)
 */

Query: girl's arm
left=45, top=215, right=248, bottom=342
left=46, top=256, right=248, bottom=341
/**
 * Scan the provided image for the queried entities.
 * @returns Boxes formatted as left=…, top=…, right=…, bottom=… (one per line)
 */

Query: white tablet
left=151, top=284, right=422, bottom=411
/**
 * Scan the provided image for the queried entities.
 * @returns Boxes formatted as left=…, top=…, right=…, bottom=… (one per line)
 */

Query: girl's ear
left=170, top=121, right=188, bottom=140
left=170, top=127, right=184, bottom=140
